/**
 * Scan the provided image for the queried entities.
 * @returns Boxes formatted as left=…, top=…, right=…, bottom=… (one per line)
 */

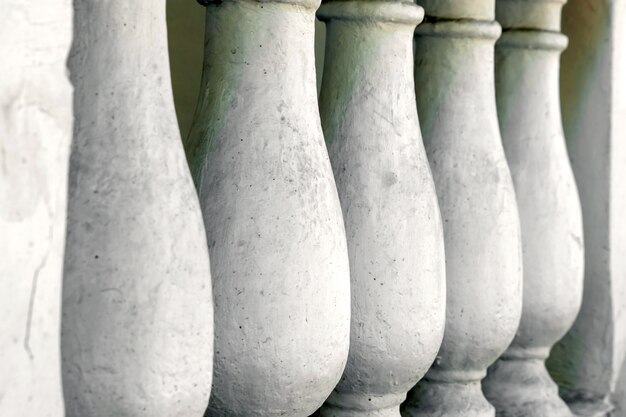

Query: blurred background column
left=547, top=1, right=626, bottom=416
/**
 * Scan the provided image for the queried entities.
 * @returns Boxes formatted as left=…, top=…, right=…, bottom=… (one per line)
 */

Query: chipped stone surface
left=317, top=2, right=446, bottom=416
left=186, top=0, right=351, bottom=415
left=61, top=1, right=213, bottom=416
left=0, top=1, right=72, bottom=416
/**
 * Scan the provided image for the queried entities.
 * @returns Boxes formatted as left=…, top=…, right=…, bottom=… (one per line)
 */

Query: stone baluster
left=544, top=1, right=626, bottom=416
left=482, top=1, right=585, bottom=416
left=0, top=2, right=72, bottom=416
left=619, top=362, right=626, bottom=417
left=61, top=1, right=214, bottom=416
left=186, top=0, right=351, bottom=415
left=402, top=1, right=524, bottom=416
left=316, top=1, right=446, bottom=416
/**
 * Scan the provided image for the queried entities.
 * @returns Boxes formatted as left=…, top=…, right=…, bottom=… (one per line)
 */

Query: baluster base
left=562, top=395, right=613, bottom=417
left=402, top=378, right=494, bottom=417
left=484, top=357, right=573, bottom=417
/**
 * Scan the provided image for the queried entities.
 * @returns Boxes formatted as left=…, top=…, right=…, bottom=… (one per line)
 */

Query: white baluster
left=402, top=1, right=524, bottom=416
left=482, top=1, right=585, bottom=416
left=186, top=0, right=351, bottom=415
left=0, top=2, right=72, bottom=416
left=317, top=1, right=446, bottom=416
left=62, top=1, right=214, bottom=416
left=545, top=0, right=626, bottom=416
left=619, top=361, right=626, bottom=417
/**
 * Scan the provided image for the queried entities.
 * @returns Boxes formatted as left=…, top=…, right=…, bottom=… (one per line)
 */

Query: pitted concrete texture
left=0, top=2, right=72, bottom=416
left=403, top=16, right=523, bottom=417
left=187, top=1, right=351, bottom=415
left=62, top=1, right=213, bottom=416
left=483, top=3, right=584, bottom=415
left=317, top=2, right=445, bottom=416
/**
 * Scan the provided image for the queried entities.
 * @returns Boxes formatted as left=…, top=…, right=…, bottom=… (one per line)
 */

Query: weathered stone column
left=617, top=360, right=626, bottom=417
left=545, top=1, right=626, bottom=416
left=482, top=2, right=585, bottom=417
left=317, top=1, right=446, bottom=416
left=186, top=0, right=351, bottom=415
left=62, top=1, right=214, bottom=416
left=0, top=2, right=72, bottom=416
left=402, top=1, right=524, bottom=416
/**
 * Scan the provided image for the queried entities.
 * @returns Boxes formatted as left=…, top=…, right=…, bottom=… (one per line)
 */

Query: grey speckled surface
left=317, top=2, right=446, bottom=416
left=484, top=2, right=585, bottom=416
left=62, top=1, right=214, bottom=416
left=404, top=6, right=523, bottom=417
left=187, top=1, right=350, bottom=415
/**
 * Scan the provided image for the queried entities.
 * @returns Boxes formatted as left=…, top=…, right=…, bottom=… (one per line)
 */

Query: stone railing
left=1, top=0, right=625, bottom=416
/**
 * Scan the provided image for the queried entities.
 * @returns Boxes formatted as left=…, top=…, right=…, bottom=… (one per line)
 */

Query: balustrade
left=317, top=1, right=446, bottom=416
left=545, top=1, right=626, bottom=416
left=4, top=1, right=626, bottom=416
left=482, top=1, right=585, bottom=416
left=402, top=1, right=524, bottom=416
left=61, top=1, right=214, bottom=416
left=186, top=0, right=351, bottom=415
left=0, top=1, right=72, bottom=416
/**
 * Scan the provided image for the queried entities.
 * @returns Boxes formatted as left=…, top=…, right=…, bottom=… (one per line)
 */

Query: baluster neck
left=414, top=19, right=502, bottom=148
left=497, top=0, right=567, bottom=31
